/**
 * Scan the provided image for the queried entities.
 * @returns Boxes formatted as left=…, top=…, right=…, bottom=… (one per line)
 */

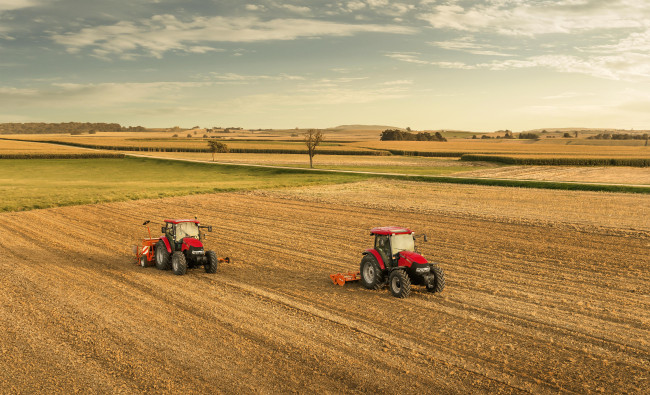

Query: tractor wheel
left=360, top=254, right=384, bottom=290
left=205, top=251, right=218, bottom=273
left=389, top=269, right=411, bottom=298
left=140, top=255, right=147, bottom=267
left=426, top=264, right=445, bottom=293
left=155, top=240, right=171, bottom=270
left=171, top=252, right=187, bottom=276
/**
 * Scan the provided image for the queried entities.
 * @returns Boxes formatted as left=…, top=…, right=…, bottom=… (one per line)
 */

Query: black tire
left=389, top=269, right=411, bottom=298
left=360, top=254, right=384, bottom=290
left=140, top=255, right=147, bottom=267
left=205, top=250, right=218, bottom=273
left=155, top=240, right=171, bottom=270
left=427, top=264, right=445, bottom=293
left=171, top=251, right=187, bottom=276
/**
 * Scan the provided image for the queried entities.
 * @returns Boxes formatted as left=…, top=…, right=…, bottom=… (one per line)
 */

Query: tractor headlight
left=415, top=267, right=430, bottom=273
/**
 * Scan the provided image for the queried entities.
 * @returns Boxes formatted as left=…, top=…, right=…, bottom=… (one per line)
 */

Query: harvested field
left=0, top=181, right=648, bottom=393
left=352, top=140, right=650, bottom=158
left=454, top=166, right=650, bottom=185
left=0, top=138, right=112, bottom=155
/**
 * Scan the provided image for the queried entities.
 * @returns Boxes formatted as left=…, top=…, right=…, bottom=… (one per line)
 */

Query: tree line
left=380, top=129, right=447, bottom=142
left=0, top=122, right=146, bottom=134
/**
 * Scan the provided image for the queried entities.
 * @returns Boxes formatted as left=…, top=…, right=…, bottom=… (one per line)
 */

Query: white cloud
left=418, top=0, right=650, bottom=36
left=387, top=50, right=650, bottom=81
left=0, top=0, right=39, bottom=12
left=280, top=4, right=312, bottom=16
left=429, top=38, right=512, bottom=57
left=51, top=15, right=416, bottom=59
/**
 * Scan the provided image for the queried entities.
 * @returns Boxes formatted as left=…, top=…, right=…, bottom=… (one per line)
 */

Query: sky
left=2, top=0, right=650, bottom=132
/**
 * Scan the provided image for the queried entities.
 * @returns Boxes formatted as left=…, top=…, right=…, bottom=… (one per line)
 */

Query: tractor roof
left=164, top=219, right=200, bottom=224
left=370, top=226, right=412, bottom=236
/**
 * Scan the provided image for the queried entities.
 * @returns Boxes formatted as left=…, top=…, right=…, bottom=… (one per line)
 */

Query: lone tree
left=207, top=140, right=229, bottom=161
left=304, top=129, right=324, bottom=168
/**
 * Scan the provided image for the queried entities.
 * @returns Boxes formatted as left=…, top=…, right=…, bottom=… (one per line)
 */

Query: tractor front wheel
left=171, top=252, right=187, bottom=276
left=155, top=240, right=170, bottom=270
left=426, top=264, right=445, bottom=293
left=205, top=251, right=218, bottom=273
left=360, top=255, right=384, bottom=290
left=389, top=269, right=412, bottom=298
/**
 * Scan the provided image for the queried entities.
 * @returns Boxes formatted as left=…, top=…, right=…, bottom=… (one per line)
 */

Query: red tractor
left=134, top=219, right=226, bottom=276
left=359, top=226, right=445, bottom=298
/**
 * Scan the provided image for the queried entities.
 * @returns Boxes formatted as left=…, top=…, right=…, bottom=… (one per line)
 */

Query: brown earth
left=0, top=181, right=648, bottom=393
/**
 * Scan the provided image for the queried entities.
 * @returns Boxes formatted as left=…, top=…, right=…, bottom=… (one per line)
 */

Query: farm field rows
left=454, top=166, right=650, bottom=185
left=1, top=133, right=378, bottom=153
left=352, top=140, right=650, bottom=157
left=0, top=180, right=647, bottom=393
left=142, top=151, right=489, bottom=175
left=138, top=152, right=650, bottom=185
left=0, top=138, right=113, bottom=155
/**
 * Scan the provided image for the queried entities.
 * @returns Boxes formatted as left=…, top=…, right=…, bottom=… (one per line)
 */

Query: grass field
left=0, top=138, right=113, bottom=155
left=0, top=157, right=368, bottom=212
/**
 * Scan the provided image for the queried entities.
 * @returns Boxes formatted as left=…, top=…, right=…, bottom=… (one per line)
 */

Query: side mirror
left=423, top=235, right=428, bottom=242
left=208, top=226, right=212, bottom=232
left=142, top=220, right=150, bottom=226
left=161, top=226, right=166, bottom=233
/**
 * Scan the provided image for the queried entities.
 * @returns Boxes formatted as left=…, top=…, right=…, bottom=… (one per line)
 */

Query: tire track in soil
left=1, top=185, right=648, bottom=393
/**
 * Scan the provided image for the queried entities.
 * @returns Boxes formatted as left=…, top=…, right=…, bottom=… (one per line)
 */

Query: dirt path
left=0, top=182, right=648, bottom=393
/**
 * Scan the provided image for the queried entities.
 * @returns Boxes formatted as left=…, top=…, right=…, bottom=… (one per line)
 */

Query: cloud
left=0, top=81, right=212, bottom=108
left=429, top=38, right=512, bottom=57
left=209, top=72, right=306, bottom=82
left=418, top=0, right=650, bottom=36
left=386, top=51, right=650, bottom=81
left=51, top=14, right=416, bottom=59
left=0, top=0, right=39, bottom=12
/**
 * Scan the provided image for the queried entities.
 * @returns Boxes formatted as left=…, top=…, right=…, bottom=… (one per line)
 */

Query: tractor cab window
left=391, top=233, right=415, bottom=255
left=375, top=235, right=391, bottom=265
left=165, top=223, right=174, bottom=237
left=174, top=222, right=200, bottom=242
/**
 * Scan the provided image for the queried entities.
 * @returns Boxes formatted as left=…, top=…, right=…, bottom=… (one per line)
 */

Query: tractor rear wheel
left=389, top=269, right=411, bottom=298
left=140, top=255, right=147, bottom=267
left=205, top=250, right=218, bottom=273
left=171, top=251, right=187, bottom=276
left=426, top=264, right=445, bottom=293
left=155, top=240, right=170, bottom=270
left=360, top=255, right=384, bottom=290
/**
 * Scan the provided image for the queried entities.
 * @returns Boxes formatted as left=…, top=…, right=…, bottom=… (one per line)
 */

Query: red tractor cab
left=134, top=219, right=226, bottom=276
left=155, top=219, right=219, bottom=275
left=360, top=226, right=445, bottom=298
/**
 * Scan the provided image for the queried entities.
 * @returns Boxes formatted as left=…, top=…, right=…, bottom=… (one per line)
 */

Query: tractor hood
left=398, top=250, right=428, bottom=265
left=182, top=237, right=203, bottom=249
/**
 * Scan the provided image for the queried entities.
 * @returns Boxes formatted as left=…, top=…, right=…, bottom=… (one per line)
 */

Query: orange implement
left=330, top=271, right=361, bottom=286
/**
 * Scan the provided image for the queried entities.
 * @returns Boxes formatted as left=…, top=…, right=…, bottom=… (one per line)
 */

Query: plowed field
left=1, top=181, right=648, bottom=393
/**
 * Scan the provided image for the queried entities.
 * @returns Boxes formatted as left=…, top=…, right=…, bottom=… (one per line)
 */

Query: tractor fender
left=363, top=249, right=386, bottom=270
left=159, top=236, right=172, bottom=253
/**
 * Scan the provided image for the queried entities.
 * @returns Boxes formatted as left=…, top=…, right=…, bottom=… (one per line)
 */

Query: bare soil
left=1, top=181, right=648, bottom=393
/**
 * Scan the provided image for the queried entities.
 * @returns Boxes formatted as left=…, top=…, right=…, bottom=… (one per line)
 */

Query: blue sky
left=2, top=0, right=650, bottom=131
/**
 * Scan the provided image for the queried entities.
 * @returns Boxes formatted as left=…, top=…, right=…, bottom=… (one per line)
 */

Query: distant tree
left=504, top=130, right=514, bottom=139
left=406, top=126, right=411, bottom=131
left=563, top=132, right=572, bottom=138
left=186, top=133, right=192, bottom=138
left=203, top=134, right=208, bottom=138
left=574, top=130, right=579, bottom=138
left=207, top=140, right=229, bottom=161
left=519, top=132, right=539, bottom=139
left=472, top=135, right=477, bottom=139
left=304, top=129, right=324, bottom=168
